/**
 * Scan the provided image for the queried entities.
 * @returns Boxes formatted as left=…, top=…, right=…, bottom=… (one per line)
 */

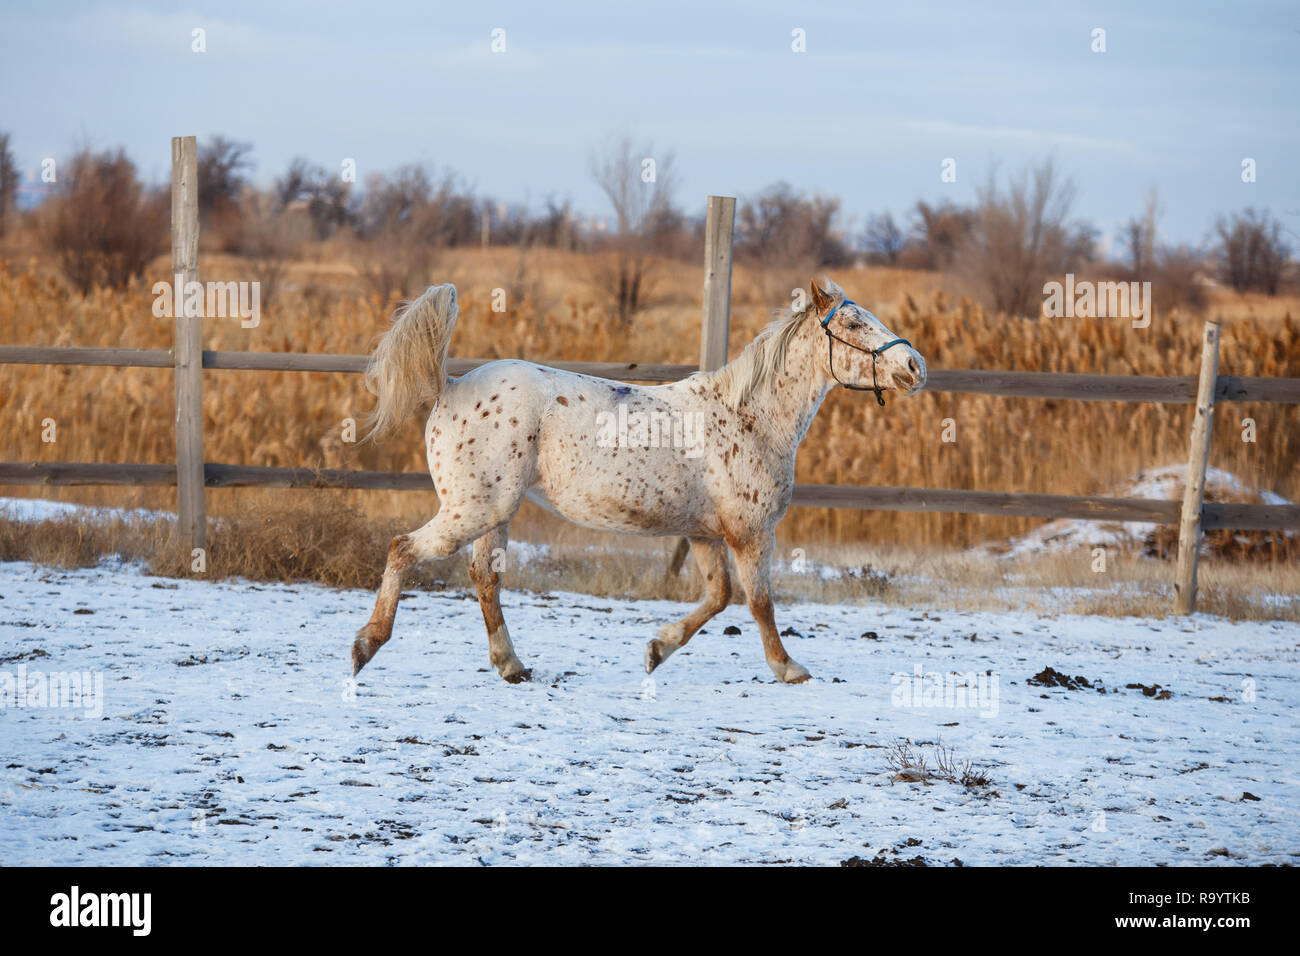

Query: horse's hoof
left=501, top=664, right=532, bottom=684
left=771, top=659, right=811, bottom=684
left=644, top=639, right=665, bottom=674
left=351, top=635, right=373, bottom=675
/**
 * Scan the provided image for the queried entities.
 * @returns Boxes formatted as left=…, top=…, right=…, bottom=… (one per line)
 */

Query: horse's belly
left=530, top=455, right=714, bottom=537
left=523, top=485, right=657, bottom=535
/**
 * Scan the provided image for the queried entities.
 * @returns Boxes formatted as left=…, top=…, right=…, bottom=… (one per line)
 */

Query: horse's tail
left=362, top=283, right=459, bottom=442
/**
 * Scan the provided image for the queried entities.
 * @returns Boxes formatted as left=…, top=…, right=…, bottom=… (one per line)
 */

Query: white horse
left=352, top=276, right=926, bottom=684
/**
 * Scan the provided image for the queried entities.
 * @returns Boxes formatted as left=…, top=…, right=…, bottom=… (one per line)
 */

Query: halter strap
left=819, top=299, right=911, bottom=406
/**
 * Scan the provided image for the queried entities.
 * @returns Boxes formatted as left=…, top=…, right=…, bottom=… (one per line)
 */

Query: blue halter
left=819, top=299, right=912, bottom=406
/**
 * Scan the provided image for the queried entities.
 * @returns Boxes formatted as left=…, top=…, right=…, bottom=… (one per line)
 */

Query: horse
left=351, top=276, right=926, bottom=684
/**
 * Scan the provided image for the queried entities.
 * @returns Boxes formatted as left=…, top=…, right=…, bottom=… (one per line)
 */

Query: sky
left=1, top=0, right=1297, bottom=250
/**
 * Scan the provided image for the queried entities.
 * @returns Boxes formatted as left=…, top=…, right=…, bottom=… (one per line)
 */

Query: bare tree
left=1116, top=189, right=1208, bottom=313
left=198, top=136, right=253, bottom=214
left=863, top=212, right=905, bottom=265
left=1122, top=188, right=1160, bottom=277
left=587, top=134, right=680, bottom=323
left=355, top=164, right=439, bottom=301
left=274, top=157, right=315, bottom=209
left=909, top=199, right=973, bottom=270
left=732, top=181, right=848, bottom=303
left=274, top=157, right=353, bottom=239
left=353, top=164, right=482, bottom=300
left=0, top=131, right=18, bottom=238
left=304, top=173, right=353, bottom=239
left=590, top=134, right=678, bottom=234
left=197, top=136, right=254, bottom=250
left=735, top=181, right=847, bottom=267
left=1215, top=208, right=1289, bottom=295
left=952, top=159, right=1095, bottom=317
left=531, top=194, right=576, bottom=249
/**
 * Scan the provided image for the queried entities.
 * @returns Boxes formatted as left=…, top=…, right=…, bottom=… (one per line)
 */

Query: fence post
left=668, top=195, right=736, bottom=578
left=699, top=195, right=736, bottom=373
left=1173, top=320, right=1221, bottom=614
left=171, top=136, right=206, bottom=560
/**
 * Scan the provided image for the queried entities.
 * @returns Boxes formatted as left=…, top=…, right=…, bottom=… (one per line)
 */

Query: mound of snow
left=0, top=497, right=169, bottom=524
left=979, top=465, right=1293, bottom=560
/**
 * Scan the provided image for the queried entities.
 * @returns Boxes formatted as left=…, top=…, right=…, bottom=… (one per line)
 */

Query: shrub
left=908, top=199, right=973, bottom=270
left=1215, top=208, right=1289, bottom=295
left=39, top=147, right=167, bottom=292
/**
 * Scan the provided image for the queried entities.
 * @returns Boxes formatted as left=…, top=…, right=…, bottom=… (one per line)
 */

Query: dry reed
left=1, top=249, right=1296, bottom=558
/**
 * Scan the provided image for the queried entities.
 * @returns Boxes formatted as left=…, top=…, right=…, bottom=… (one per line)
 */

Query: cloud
left=902, top=119, right=1135, bottom=154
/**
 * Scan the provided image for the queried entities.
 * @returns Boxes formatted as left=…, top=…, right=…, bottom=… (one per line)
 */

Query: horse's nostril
left=908, top=357, right=919, bottom=375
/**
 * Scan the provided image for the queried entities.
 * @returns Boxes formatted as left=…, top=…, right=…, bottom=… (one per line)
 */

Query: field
left=1, top=554, right=1295, bottom=865
left=1, top=246, right=1297, bottom=559
left=5, top=248, right=1295, bottom=865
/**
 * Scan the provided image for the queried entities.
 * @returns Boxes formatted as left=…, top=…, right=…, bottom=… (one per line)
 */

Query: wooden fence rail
left=1, top=148, right=1298, bottom=612
left=2, top=464, right=1296, bottom=534
left=3, top=344, right=1297, bottom=404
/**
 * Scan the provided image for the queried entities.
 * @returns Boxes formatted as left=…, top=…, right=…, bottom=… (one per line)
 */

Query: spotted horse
left=351, top=277, right=926, bottom=684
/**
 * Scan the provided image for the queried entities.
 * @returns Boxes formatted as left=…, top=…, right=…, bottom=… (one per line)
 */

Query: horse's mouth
left=891, top=372, right=927, bottom=395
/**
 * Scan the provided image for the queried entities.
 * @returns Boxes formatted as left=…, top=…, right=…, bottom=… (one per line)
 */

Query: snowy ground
left=1, top=558, right=1296, bottom=866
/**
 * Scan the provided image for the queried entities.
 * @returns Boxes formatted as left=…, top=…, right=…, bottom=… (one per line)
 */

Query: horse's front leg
left=731, top=534, right=811, bottom=684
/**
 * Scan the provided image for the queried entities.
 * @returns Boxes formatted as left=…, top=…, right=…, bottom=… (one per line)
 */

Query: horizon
left=1, top=0, right=1298, bottom=252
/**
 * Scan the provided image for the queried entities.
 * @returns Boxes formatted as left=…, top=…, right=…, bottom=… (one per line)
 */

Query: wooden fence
left=2, top=136, right=1298, bottom=612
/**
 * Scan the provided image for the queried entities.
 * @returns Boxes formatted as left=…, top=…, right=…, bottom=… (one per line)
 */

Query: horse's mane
left=701, top=306, right=814, bottom=410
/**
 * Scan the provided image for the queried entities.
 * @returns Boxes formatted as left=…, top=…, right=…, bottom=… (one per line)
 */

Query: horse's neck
left=742, top=323, right=834, bottom=456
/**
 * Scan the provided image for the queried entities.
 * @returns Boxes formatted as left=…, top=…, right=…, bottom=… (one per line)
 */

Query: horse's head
left=809, top=277, right=926, bottom=403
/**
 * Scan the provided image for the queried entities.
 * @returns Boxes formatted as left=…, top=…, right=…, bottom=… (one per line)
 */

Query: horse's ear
left=809, top=276, right=834, bottom=314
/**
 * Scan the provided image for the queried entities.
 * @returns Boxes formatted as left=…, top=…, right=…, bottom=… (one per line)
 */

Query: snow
left=979, top=465, right=1294, bottom=559
left=0, top=497, right=166, bottom=524
left=1124, top=464, right=1290, bottom=508
left=1, top=557, right=1296, bottom=866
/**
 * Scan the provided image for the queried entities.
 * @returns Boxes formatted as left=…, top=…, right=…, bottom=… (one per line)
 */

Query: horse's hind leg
left=470, top=525, right=529, bottom=684
left=352, top=511, right=499, bottom=675
left=645, top=537, right=731, bottom=674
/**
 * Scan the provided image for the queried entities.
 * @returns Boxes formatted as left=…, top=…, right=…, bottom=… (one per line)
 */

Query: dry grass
left=0, top=497, right=399, bottom=587
left=1, top=246, right=1297, bottom=562
left=0, top=508, right=167, bottom=569
left=879, top=547, right=1300, bottom=622
left=1, top=500, right=1295, bottom=621
left=886, top=739, right=994, bottom=791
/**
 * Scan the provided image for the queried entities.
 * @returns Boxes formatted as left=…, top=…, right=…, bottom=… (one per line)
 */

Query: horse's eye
left=845, top=320, right=863, bottom=330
